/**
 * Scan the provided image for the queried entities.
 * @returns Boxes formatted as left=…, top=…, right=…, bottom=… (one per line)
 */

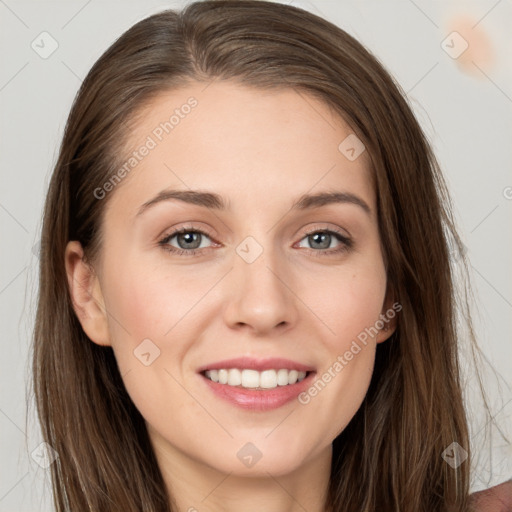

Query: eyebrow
left=136, top=188, right=371, bottom=217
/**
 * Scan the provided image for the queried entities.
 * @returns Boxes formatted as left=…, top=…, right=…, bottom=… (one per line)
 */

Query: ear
left=375, top=287, right=399, bottom=344
left=64, top=241, right=111, bottom=346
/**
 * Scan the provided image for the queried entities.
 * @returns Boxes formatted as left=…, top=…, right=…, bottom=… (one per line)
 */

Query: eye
left=296, top=228, right=353, bottom=257
left=158, top=226, right=216, bottom=256
left=158, top=225, right=353, bottom=258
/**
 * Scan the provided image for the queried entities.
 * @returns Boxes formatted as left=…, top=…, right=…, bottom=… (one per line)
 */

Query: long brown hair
left=30, top=1, right=488, bottom=510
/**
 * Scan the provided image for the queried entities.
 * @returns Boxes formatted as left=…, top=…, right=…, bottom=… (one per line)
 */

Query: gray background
left=1, top=0, right=511, bottom=510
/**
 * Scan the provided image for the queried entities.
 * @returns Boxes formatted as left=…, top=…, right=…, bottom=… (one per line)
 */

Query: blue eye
left=159, top=227, right=215, bottom=256
left=158, top=226, right=353, bottom=257
left=297, top=229, right=353, bottom=257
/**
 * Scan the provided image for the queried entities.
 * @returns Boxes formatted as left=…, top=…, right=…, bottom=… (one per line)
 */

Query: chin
left=199, top=438, right=316, bottom=478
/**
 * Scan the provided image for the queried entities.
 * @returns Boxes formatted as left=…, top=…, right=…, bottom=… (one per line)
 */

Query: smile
left=202, top=368, right=309, bottom=389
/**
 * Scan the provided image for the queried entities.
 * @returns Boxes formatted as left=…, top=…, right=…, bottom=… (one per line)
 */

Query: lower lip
left=199, top=372, right=316, bottom=411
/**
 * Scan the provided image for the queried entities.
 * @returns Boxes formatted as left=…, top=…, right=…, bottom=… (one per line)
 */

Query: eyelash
left=158, top=225, right=353, bottom=258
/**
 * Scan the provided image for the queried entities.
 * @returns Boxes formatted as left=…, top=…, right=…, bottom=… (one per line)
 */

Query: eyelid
left=295, top=225, right=353, bottom=256
left=158, top=223, right=353, bottom=256
left=300, top=223, right=351, bottom=240
left=159, top=223, right=216, bottom=241
left=158, top=224, right=218, bottom=250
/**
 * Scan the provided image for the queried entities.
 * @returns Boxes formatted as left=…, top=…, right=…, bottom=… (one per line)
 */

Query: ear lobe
left=64, top=241, right=111, bottom=346
left=375, top=319, right=396, bottom=344
left=375, top=290, right=399, bottom=344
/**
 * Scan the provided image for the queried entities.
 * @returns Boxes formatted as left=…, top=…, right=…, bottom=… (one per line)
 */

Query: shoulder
left=469, top=479, right=512, bottom=512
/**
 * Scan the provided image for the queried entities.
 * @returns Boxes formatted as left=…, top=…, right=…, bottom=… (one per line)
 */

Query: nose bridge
left=224, top=233, right=297, bottom=332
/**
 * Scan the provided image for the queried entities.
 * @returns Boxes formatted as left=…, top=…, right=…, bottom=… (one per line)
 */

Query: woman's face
left=67, top=80, right=395, bottom=479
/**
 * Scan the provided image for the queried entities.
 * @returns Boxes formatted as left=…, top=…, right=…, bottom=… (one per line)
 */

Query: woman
left=31, top=0, right=510, bottom=510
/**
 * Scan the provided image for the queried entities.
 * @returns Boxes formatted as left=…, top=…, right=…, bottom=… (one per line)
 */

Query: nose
left=223, top=245, right=299, bottom=336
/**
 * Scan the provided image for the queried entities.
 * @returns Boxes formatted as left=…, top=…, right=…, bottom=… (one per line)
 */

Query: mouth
left=196, top=357, right=316, bottom=411
left=196, top=356, right=315, bottom=389
left=200, top=368, right=312, bottom=390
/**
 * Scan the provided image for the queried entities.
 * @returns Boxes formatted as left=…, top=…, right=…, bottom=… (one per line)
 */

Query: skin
left=469, top=479, right=512, bottom=511
left=65, top=81, right=397, bottom=512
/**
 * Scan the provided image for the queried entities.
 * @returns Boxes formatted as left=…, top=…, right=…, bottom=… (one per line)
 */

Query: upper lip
left=197, top=357, right=315, bottom=373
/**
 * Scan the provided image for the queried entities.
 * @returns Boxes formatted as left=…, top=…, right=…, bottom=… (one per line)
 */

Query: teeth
left=204, top=368, right=308, bottom=389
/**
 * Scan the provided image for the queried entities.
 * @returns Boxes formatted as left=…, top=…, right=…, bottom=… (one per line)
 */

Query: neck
left=148, top=426, right=332, bottom=512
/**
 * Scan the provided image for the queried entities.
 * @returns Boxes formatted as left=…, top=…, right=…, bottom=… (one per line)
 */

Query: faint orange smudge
left=446, top=15, right=494, bottom=78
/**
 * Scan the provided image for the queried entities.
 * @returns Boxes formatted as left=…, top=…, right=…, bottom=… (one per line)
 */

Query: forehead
left=107, top=80, right=375, bottom=218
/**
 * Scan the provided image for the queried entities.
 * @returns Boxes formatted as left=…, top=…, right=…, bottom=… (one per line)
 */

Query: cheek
left=105, top=262, right=204, bottom=344
left=109, top=277, right=169, bottom=341
left=102, top=259, right=221, bottom=392
left=100, top=264, right=177, bottom=375
left=304, top=259, right=387, bottom=350
left=101, top=268, right=197, bottom=422
left=297, top=258, right=386, bottom=437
